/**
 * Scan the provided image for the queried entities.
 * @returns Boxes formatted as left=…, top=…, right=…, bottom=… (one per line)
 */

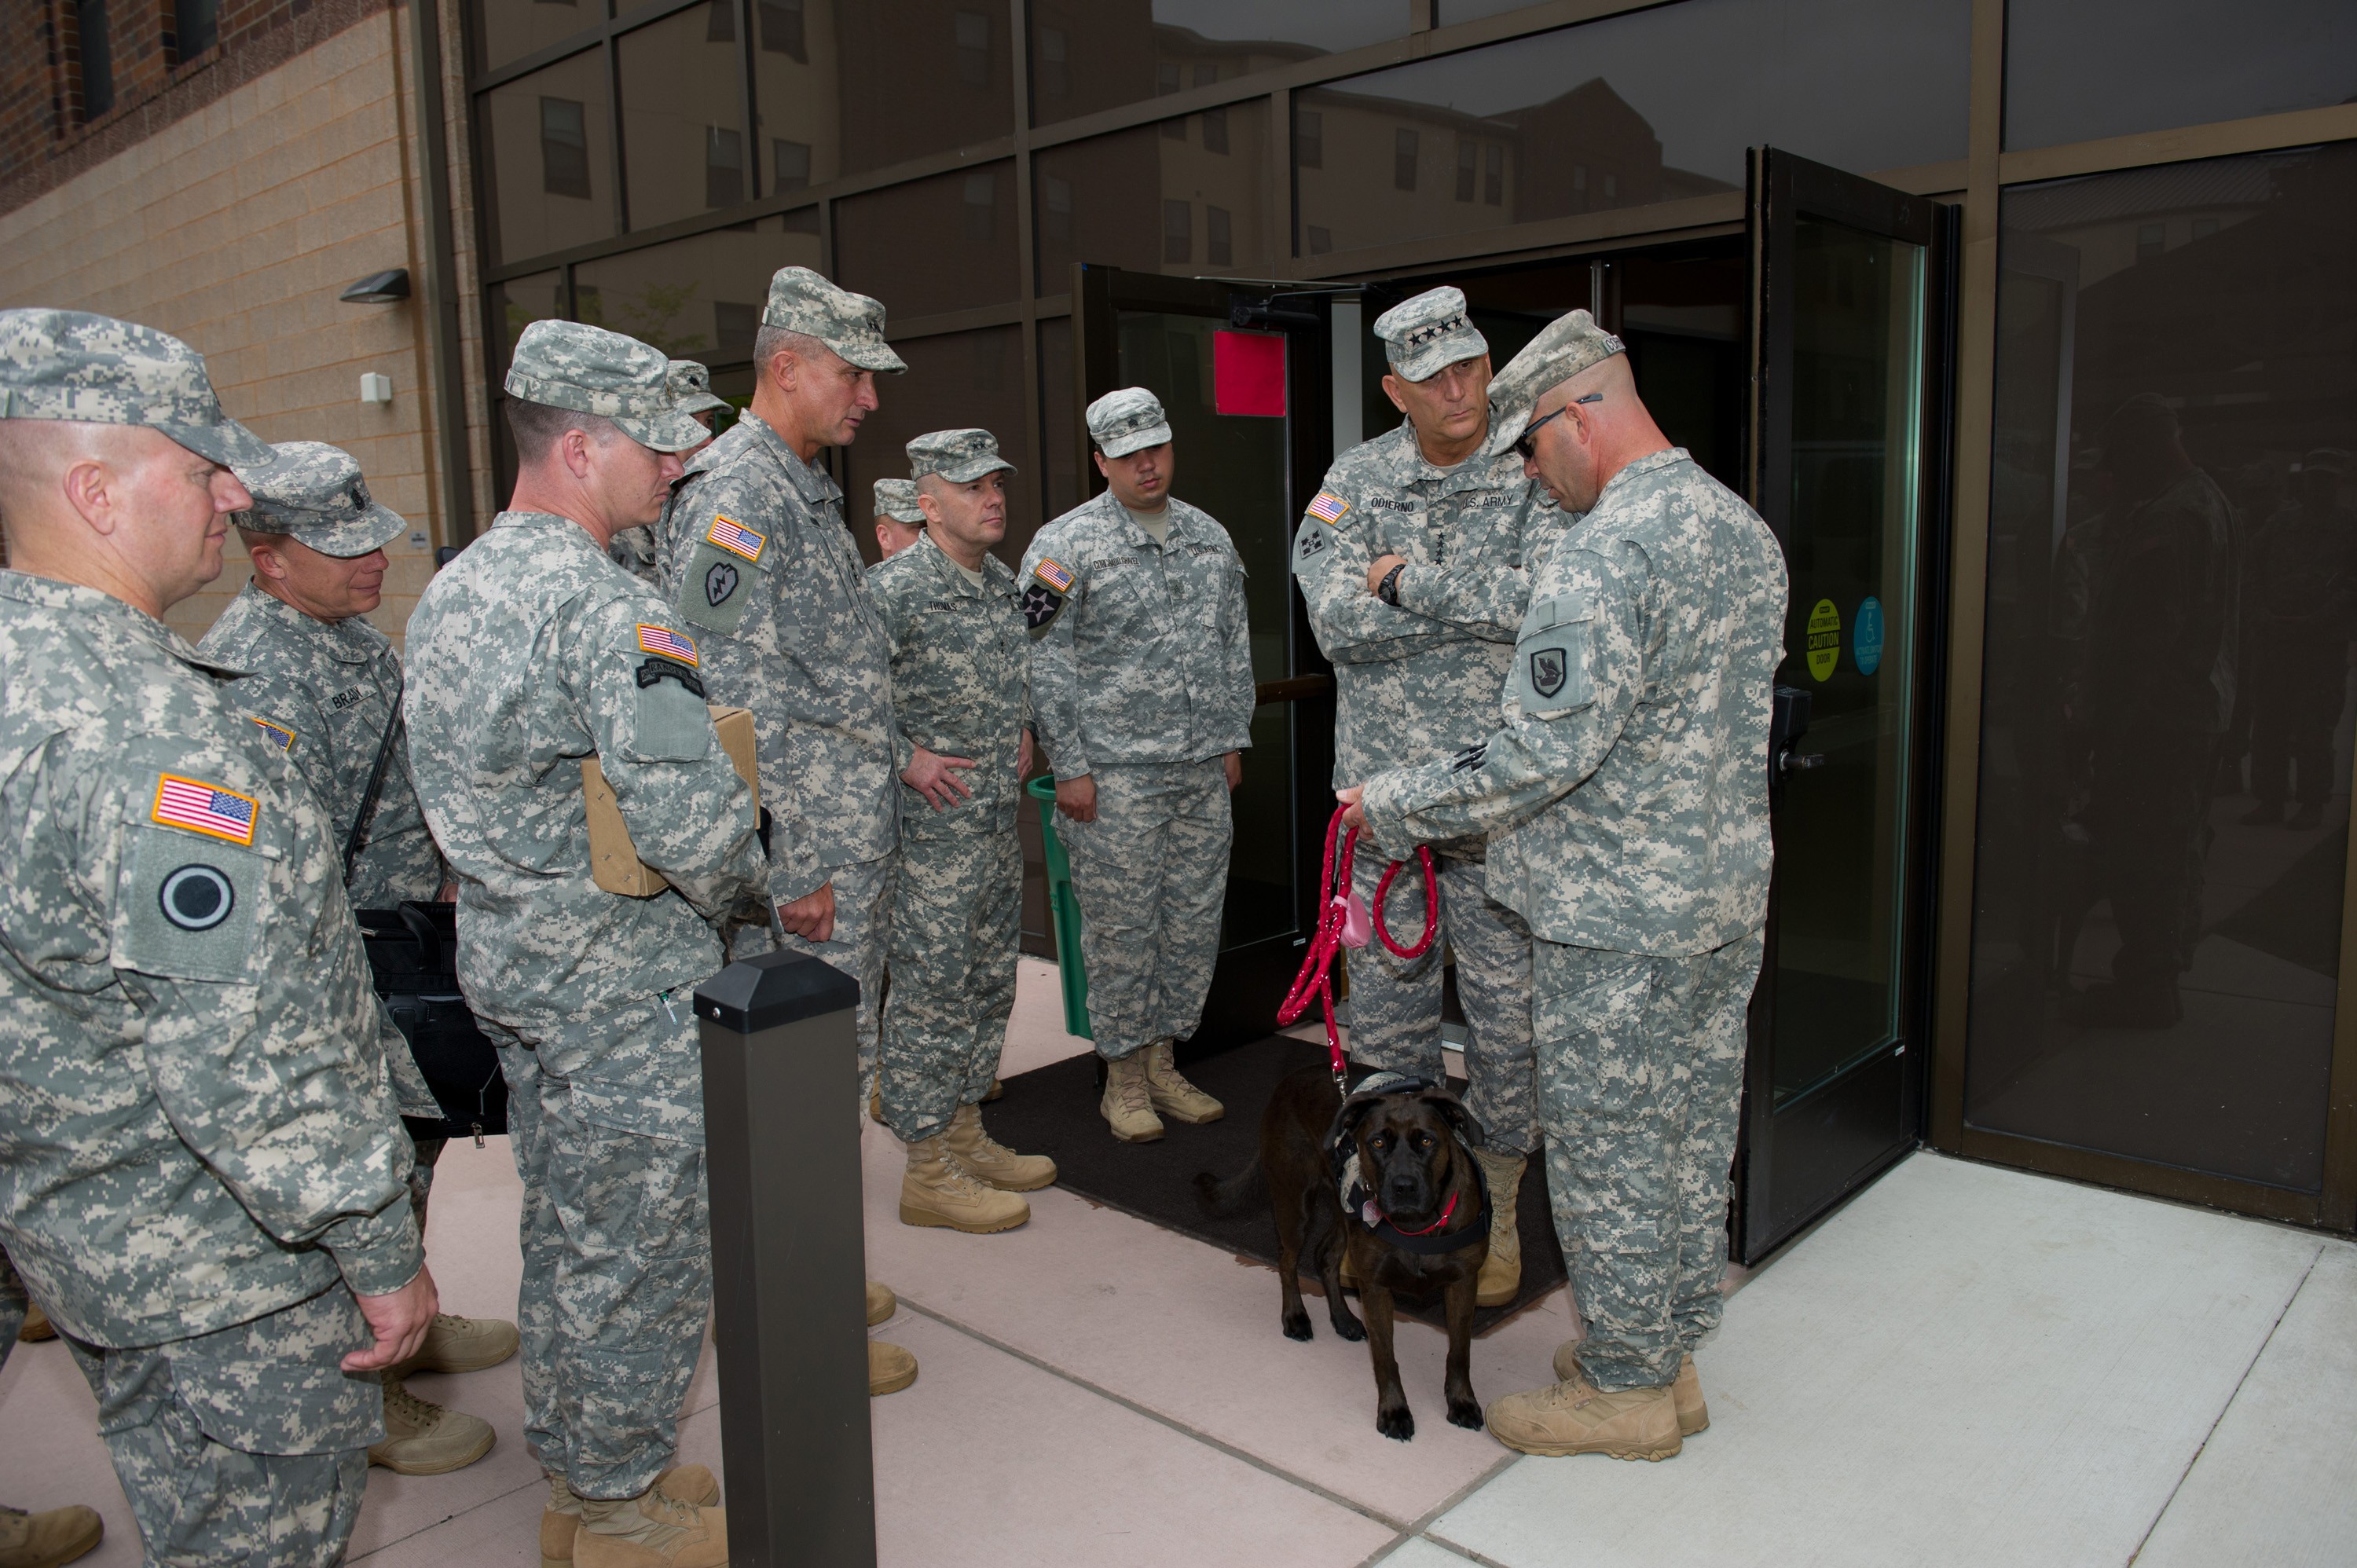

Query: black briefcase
left=357, top=901, right=508, bottom=1143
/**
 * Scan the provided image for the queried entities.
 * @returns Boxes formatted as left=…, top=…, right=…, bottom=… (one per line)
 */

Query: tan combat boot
left=1100, top=1052, right=1165, bottom=1142
left=1140, top=1039, right=1223, bottom=1123
left=1551, top=1344, right=1707, bottom=1435
left=869, top=1340, right=918, bottom=1396
left=899, top=1136, right=1030, bottom=1233
left=1485, top=1365, right=1682, bottom=1460
left=543, top=1469, right=718, bottom=1568
left=14, top=1303, right=54, bottom=1343
left=944, top=1102, right=1057, bottom=1191
left=982, top=1077, right=1004, bottom=1101
left=368, top=1376, right=497, bottom=1475
left=867, top=1279, right=896, bottom=1326
left=0, top=1503, right=101, bottom=1568
left=392, top=1312, right=520, bottom=1377
left=574, top=1489, right=726, bottom=1568
left=1472, top=1148, right=1526, bottom=1308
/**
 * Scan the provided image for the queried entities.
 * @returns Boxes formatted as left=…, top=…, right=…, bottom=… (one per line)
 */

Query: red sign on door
left=1213, top=329, right=1286, bottom=417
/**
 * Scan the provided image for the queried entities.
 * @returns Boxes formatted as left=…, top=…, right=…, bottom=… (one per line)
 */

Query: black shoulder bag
left=346, top=682, right=508, bottom=1144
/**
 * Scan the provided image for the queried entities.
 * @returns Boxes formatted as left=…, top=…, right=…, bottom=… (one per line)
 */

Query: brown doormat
left=984, top=1034, right=1567, bottom=1332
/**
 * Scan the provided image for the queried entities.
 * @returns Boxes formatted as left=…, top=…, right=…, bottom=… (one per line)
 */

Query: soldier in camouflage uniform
left=1292, top=285, right=1555, bottom=1309
left=609, top=359, right=728, bottom=582
left=197, top=440, right=518, bottom=1478
left=1021, top=388, right=1257, bottom=1142
left=405, top=320, right=770, bottom=1567
left=873, top=476, right=926, bottom=559
left=1347, top=310, right=1787, bottom=1462
left=654, top=268, right=907, bottom=1091
left=0, top=309, right=438, bottom=1565
left=869, top=430, right=1056, bottom=1235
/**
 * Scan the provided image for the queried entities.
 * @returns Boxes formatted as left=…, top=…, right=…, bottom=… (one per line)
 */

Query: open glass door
left=1069, top=264, right=1336, bottom=1043
left=1736, top=149, right=1954, bottom=1262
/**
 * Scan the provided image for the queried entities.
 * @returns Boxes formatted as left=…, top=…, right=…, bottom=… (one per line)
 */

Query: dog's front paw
left=1446, top=1397, right=1483, bottom=1431
left=1330, top=1311, right=1366, bottom=1343
left=1376, top=1404, right=1416, bottom=1442
left=1281, top=1310, right=1313, bottom=1342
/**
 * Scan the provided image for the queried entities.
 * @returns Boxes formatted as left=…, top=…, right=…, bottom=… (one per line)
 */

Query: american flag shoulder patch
left=1307, top=491, right=1351, bottom=526
left=1033, top=557, right=1076, bottom=594
left=706, top=514, right=767, bottom=563
left=153, top=773, right=259, bottom=845
left=249, top=716, right=295, bottom=752
left=637, top=625, right=699, bottom=665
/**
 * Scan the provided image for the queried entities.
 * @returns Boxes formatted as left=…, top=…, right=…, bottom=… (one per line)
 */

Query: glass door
left=1736, top=148, right=1954, bottom=1261
left=1069, top=265, right=1336, bottom=1044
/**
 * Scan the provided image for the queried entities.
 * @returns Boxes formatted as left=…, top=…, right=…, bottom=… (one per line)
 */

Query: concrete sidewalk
left=5, top=957, right=2352, bottom=1567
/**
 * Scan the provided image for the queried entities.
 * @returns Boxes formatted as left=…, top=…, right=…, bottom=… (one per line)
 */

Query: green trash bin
left=1027, top=774, right=1093, bottom=1039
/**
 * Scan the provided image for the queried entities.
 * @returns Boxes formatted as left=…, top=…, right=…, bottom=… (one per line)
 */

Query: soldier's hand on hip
left=343, top=1266, right=440, bottom=1372
left=1018, top=727, right=1035, bottom=781
left=1366, top=554, right=1408, bottom=595
left=777, top=881, right=837, bottom=943
left=1337, top=785, right=1368, bottom=833
left=1056, top=774, right=1098, bottom=823
left=1224, top=751, right=1244, bottom=791
left=903, top=746, right=978, bottom=811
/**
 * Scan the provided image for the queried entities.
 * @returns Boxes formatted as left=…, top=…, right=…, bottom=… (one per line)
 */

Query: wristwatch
left=1377, top=562, right=1406, bottom=606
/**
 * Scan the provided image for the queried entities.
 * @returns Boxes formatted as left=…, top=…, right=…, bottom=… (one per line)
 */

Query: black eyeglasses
left=1512, top=393, right=1600, bottom=460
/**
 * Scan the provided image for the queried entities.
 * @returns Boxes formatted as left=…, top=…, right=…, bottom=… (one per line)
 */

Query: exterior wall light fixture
left=340, top=269, right=412, bottom=304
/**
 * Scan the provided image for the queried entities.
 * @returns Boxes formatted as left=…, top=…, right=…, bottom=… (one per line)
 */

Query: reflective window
left=475, top=0, right=604, bottom=75
left=1967, top=144, right=2357, bottom=1192
left=489, top=269, right=566, bottom=382
left=1039, top=316, right=1080, bottom=522
left=618, top=2, right=747, bottom=230
left=1033, top=102, right=1272, bottom=294
left=573, top=215, right=822, bottom=361
left=832, top=2, right=1014, bottom=174
left=1436, top=0, right=1544, bottom=20
left=484, top=51, right=615, bottom=264
left=2004, top=0, right=2357, bottom=152
left=838, top=327, right=1036, bottom=566
left=1295, top=0, right=1967, bottom=258
left=1027, top=0, right=1408, bottom=126
left=750, top=0, right=841, bottom=196
left=837, top=162, right=1020, bottom=320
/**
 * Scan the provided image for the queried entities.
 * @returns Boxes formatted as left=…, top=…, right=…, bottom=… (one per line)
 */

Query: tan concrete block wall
left=0, top=11, right=444, bottom=651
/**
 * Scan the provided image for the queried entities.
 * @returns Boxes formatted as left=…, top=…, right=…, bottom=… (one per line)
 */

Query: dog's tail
left=1193, top=1156, right=1266, bottom=1218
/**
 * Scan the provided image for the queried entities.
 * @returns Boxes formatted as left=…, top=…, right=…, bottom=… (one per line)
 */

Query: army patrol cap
left=505, top=320, right=708, bottom=452
left=874, top=478, right=926, bottom=525
left=1484, top=307, right=1626, bottom=451
left=760, top=266, right=907, bottom=374
left=234, top=441, right=408, bottom=557
left=907, top=427, right=1016, bottom=484
left=0, top=307, right=270, bottom=467
left=1373, top=287, right=1490, bottom=384
left=667, top=358, right=730, bottom=416
left=2299, top=448, right=2349, bottom=476
left=1086, top=387, right=1172, bottom=459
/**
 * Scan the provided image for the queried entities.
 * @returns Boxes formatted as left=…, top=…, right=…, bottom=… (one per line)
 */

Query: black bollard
left=696, top=951, right=875, bottom=1568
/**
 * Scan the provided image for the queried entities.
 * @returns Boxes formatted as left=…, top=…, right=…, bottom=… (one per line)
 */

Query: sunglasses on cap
left=1514, top=392, right=1601, bottom=460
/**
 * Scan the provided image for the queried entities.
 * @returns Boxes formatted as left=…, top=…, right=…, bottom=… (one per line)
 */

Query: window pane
left=573, top=214, right=821, bottom=361
left=832, top=1, right=1013, bottom=175
left=2005, top=0, right=2357, bottom=152
left=1965, top=143, right=2357, bottom=1192
left=489, top=269, right=566, bottom=383
left=840, top=326, right=1036, bottom=565
left=75, top=0, right=113, bottom=119
left=618, top=2, right=746, bottom=231
left=475, top=0, right=605, bottom=75
left=1039, top=316, right=1080, bottom=524
left=483, top=51, right=614, bottom=264
left=1028, top=0, right=1407, bottom=127
left=837, top=161, right=1019, bottom=318
left=1032, top=101, right=1271, bottom=293
left=174, top=0, right=219, bottom=56
left=1295, top=0, right=1967, bottom=258
left=751, top=0, right=838, bottom=197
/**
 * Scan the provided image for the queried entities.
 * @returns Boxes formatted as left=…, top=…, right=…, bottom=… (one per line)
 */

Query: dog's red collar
left=1379, top=1191, right=1459, bottom=1236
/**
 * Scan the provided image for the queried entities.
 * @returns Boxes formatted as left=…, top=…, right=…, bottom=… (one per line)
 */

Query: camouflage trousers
left=1342, top=850, right=1538, bottom=1156
left=879, top=826, right=1022, bottom=1143
left=1058, top=759, right=1232, bottom=1061
left=490, top=1009, right=712, bottom=1500
left=774, top=851, right=896, bottom=1096
left=65, top=1287, right=379, bottom=1566
left=1533, top=927, right=1765, bottom=1392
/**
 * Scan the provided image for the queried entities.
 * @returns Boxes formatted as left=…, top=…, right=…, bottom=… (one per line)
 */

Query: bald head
left=1520, top=354, right=1666, bottom=514
left=0, top=419, right=251, bottom=617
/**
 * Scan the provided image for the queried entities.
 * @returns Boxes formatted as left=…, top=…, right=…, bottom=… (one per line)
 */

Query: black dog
left=1197, top=1066, right=1488, bottom=1440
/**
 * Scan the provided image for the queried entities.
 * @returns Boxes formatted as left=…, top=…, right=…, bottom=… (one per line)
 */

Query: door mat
left=985, top=1035, right=1567, bottom=1333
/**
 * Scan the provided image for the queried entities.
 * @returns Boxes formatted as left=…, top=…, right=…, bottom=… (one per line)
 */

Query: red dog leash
left=1277, top=807, right=1439, bottom=1088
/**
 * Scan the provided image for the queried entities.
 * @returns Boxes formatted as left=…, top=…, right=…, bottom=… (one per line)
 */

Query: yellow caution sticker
left=1805, top=598, right=1841, bottom=682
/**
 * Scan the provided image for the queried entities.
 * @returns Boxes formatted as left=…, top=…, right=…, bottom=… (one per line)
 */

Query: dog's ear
left=1422, top=1091, right=1486, bottom=1151
left=1326, top=1094, right=1384, bottom=1178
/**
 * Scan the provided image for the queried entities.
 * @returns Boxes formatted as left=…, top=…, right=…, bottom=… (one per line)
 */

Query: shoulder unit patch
left=152, top=774, right=259, bottom=846
left=706, top=515, right=767, bottom=563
